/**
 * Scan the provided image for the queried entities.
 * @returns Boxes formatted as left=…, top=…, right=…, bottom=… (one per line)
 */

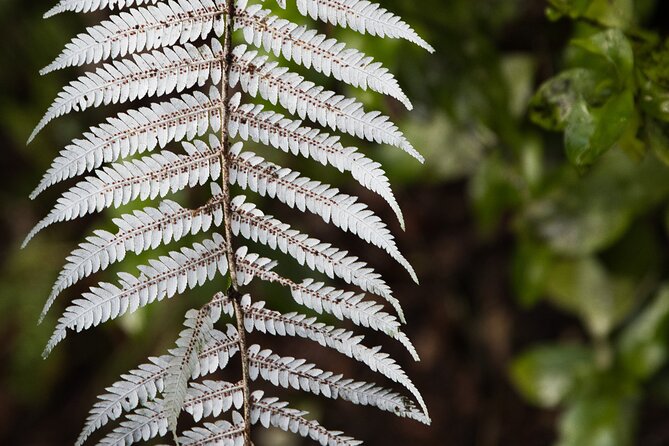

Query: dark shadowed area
left=3, top=1, right=669, bottom=445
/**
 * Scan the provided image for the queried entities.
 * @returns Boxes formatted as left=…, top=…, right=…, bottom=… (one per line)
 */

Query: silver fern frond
left=230, top=196, right=394, bottom=297
left=44, top=0, right=161, bottom=18
left=32, top=41, right=225, bottom=143
left=296, top=0, right=434, bottom=52
left=97, top=401, right=169, bottom=446
left=38, top=0, right=237, bottom=77
left=163, top=307, right=218, bottom=433
left=230, top=44, right=422, bottom=160
left=25, top=137, right=223, bottom=246
left=76, top=324, right=240, bottom=446
left=235, top=5, right=412, bottom=108
left=44, top=233, right=231, bottom=355
left=29, top=0, right=433, bottom=443
left=228, top=144, right=417, bottom=283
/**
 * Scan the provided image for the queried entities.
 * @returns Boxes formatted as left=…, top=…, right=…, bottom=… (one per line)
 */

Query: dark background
left=2, top=1, right=669, bottom=445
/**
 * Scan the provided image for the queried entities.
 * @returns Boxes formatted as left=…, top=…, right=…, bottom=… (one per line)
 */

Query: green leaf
left=564, top=90, right=635, bottom=166
left=530, top=30, right=636, bottom=167
left=529, top=69, right=598, bottom=131
left=614, top=109, right=645, bottom=160
left=547, top=0, right=634, bottom=29
left=584, top=0, right=634, bottom=30
left=564, top=98, right=597, bottom=165
left=519, top=136, right=545, bottom=191
left=639, top=81, right=669, bottom=123
left=545, top=257, right=637, bottom=338
left=470, top=154, right=521, bottom=234
left=512, top=240, right=553, bottom=307
left=557, top=395, right=636, bottom=446
left=644, top=118, right=669, bottom=168
left=638, top=40, right=669, bottom=121
left=572, top=30, right=634, bottom=86
left=510, top=344, right=593, bottom=408
left=500, top=54, right=537, bottom=118
left=524, top=151, right=669, bottom=255
left=546, top=0, right=592, bottom=21
left=618, top=286, right=669, bottom=380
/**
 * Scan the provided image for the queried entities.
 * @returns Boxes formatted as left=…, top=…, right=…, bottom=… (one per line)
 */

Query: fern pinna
left=27, top=0, right=434, bottom=444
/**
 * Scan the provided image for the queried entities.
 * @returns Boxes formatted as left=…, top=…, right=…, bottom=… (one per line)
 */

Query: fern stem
left=219, top=1, right=253, bottom=445
left=231, top=290, right=253, bottom=445
left=220, top=2, right=238, bottom=292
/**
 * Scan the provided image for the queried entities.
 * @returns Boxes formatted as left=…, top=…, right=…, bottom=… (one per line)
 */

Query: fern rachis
left=28, top=0, right=433, bottom=444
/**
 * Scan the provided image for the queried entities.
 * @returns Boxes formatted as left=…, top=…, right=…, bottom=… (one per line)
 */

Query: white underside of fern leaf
left=29, top=0, right=434, bottom=443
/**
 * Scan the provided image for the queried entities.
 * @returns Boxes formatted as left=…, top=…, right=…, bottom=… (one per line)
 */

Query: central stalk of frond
left=218, top=1, right=252, bottom=445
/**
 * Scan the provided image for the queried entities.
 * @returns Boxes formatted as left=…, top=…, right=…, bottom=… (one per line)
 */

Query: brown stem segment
left=220, top=0, right=238, bottom=290
left=218, top=1, right=252, bottom=445
left=231, top=290, right=252, bottom=445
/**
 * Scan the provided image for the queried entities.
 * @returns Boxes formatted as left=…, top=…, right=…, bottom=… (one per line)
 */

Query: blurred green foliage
left=506, top=2, right=669, bottom=445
